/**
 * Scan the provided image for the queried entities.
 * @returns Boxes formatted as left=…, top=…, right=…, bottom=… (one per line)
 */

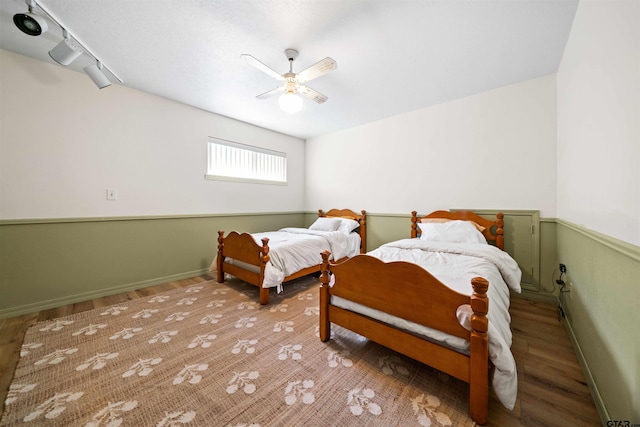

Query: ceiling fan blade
left=299, top=85, right=328, bottom=104
left=256, top=86, right=284, bottom=99
left=241, top=54, right=284, bottom=81
left=297, top=57, right=337, bottom=83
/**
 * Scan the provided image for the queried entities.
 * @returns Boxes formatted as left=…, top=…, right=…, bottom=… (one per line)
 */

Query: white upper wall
left=305, top=75, right=557, bottom=217
left=0, top=50, right=305, bottom=219
left=557, top=0, right=640, bottom=246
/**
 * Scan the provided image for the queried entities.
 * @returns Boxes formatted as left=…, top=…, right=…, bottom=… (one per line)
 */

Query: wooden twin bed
left=319, top=210, right=513, bottom=425
left=217, top=208, right=366, bottom=304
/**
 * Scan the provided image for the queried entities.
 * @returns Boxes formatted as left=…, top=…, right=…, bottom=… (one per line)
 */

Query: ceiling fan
left=241, top=49, right=337, bottom=113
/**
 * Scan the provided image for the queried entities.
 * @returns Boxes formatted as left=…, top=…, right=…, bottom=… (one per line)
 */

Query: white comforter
left=346, top=239, right=521, bottom=410
left=250, top=228, right=359, bottom=290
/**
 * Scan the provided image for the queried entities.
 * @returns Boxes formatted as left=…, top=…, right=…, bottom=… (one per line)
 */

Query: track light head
left=13, top=12, right=48, bottom=36
left=49, top=36, right=83, bottom=65
left=13, top=1, right=48, bottom=36
left=84, top=62, right=111, bottom=89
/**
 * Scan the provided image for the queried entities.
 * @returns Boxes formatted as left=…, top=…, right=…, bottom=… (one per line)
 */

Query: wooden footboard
left=319, top=251, right=490, bottom=425
left=217, top=230, right=271, bottom=304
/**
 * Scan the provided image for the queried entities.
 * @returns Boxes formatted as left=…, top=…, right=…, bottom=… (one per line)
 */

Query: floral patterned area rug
left=1, top=276, right=475, bottom=426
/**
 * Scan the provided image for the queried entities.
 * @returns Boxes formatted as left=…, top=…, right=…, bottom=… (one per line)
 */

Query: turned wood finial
left=320, top=250, right=331, bottom=287
left=261, top=237, right=270, bottom=264
left=496, top=213, right=505, bottom=251
left=318, top=209, right=324, bottom=218
left=411, top=211, right=418, bottom=238
left=470, top=277, right=489, bottom=334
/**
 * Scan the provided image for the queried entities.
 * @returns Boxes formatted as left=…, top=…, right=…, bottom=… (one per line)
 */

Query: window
left=206, top=137, right=287, bottom=185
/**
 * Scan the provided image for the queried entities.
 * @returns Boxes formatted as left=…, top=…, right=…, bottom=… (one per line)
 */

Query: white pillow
left=336, top=218, right=360, bottom=234
left=309, top=217, right=342, bottom=232
left=418, top=220, right=487, bottom=244
left=420, top=217, right=486, bottom=232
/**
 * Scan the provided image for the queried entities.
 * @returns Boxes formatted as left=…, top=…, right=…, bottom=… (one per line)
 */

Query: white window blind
left=206, top=138, right=287, bottom=185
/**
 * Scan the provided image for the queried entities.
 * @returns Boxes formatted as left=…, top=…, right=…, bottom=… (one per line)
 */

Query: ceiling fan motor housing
left=284, top=49, right=298, bottom=61
left=284, top=72, right=298, bottom=94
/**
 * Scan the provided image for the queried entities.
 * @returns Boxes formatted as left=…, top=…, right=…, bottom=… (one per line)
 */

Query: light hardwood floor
left=0, top=275, right=602, bottom=426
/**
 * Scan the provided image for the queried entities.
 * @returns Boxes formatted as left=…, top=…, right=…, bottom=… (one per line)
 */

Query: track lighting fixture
left=13, top=0, right=48, bottom=36
left=12, top=0, right=122, bottom=88
left=84, top=62, right=111, bottom=89
left=49, top=30, right=83, bottom=66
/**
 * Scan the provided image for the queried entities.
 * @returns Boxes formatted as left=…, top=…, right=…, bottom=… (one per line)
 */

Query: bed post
left=319, top=251, right=332, bottom=342
left=217, top=231, right=225, bottom=283
left=469, top=276, right=490, bottom=425
left=318, top=209, right=325, bottom=218
left=496, top=213, right=505, bottom=251
left=259, top=237, right=270, bottom=305
left=411, top=211, right=419, bottom=238
left=360, top=210, right=367, bottom=253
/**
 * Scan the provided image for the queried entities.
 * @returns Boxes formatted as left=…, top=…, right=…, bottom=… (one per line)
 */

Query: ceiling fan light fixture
left=279, top=92, right=303, bottom=114
left=243, top=48, right=335, bottom=112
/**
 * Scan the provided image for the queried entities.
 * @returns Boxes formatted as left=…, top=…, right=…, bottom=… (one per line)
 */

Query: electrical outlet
left=106, top=188, right=118, bottom=201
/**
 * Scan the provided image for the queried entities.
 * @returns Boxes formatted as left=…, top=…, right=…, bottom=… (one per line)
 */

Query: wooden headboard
left=410, top=210, right=504, bottom=250
left=319, top=208, right=367, bottom=253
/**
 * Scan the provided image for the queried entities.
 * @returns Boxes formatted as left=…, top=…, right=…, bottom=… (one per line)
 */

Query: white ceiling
left=0, top=0, right=578, bottom=140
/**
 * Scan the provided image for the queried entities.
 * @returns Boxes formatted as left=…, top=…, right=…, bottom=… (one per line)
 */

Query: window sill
left=204, top=174, right=288, bottom=186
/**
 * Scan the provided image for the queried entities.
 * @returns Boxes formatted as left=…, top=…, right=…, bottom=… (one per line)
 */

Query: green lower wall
left=0, top=213, right=304, bottom=318
left=556, top=221, right=639, bottom=423
left=537, top=219, right=559, bottom=298
left=2, top=211, right=637, bottom=423
left=8, top=210, right=536, bottom=317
